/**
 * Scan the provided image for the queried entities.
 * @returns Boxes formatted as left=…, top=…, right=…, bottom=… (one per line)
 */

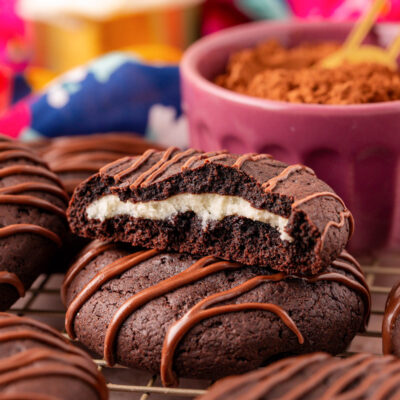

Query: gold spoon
left=320, top=0, right=400, bottom=70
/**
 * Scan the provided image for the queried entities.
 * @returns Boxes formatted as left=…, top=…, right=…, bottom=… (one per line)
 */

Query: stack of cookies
left=63, top=147, right=371, bottom=387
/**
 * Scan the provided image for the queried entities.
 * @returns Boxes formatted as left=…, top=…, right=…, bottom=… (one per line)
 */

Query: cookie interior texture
left=197, top=352, right=400, bottom=399
left=0, top=136, right=68, bottom=310
left=63, top=241, right=369, bottom=387
left=68, top=148, right=353, bottom=275
left=0, top=313, right=108, bottom=400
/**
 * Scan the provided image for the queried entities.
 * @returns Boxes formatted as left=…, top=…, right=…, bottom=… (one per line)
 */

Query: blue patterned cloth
left=0, top=52, right=187, bottom=147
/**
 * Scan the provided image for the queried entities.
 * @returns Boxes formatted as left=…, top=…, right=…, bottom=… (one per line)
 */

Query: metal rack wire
left=8, top=251, right=400, bottom=399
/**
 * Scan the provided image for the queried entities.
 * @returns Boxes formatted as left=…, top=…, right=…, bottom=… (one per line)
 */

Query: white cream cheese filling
left=86, top=193, right=293, bottom=242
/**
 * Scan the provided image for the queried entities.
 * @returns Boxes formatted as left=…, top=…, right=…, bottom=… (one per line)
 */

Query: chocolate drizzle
left=0, top=313, right=108, bottom=400
left=382, top=280, right=400, bottom=355
left=200, top=352, right=400, bottom=400
left=232, top=153, right=272, bottom=169
left=262, top=164, right=315, bottom=192
left=63, top=242, right=370, bottom=387
left=0, top=138, right=68, bottom=300
left=36, top=133, right=162, bottom=193
left=0, top=271, right=25, bottom=297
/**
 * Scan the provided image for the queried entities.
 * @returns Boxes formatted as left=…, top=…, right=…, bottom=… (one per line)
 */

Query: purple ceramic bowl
left=181, top=20, right=400, bottom=255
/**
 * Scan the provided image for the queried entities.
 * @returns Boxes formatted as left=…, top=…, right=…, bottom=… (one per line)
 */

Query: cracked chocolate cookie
left=0, top=136, right=68, bottom=310
left=0, top=313, right=107, bottom=399
left=63, top=241, right=369, bottom=387
left=197, top=352, right=400, bottom=399
left=67, top=148, right=353, bottom=275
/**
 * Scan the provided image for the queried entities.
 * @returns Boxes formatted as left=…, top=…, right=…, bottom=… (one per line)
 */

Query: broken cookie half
left=67, top=147, right=353, bottom=275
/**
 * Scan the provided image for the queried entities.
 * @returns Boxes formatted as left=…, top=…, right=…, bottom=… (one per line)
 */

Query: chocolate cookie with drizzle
left=68, top=148, right=353, bottom=275
left=197, top=352, right=400, bottom=400
left=0, top=135, right=68, bottom=310
left=33, top=133, right=163, bottom=195
left=382, top=280, right=400, bottom=356
left=63, top=241, right=369, bottom=387
left=0, top=313, right=108, bottom=399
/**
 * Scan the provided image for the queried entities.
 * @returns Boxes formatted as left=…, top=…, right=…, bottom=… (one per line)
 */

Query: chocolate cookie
left=197, top=352, right=400, bottom=400
left=62, top=241, right=369, bottom=387
left=0, top=136, right=68, bottom=310
left=382, top=280, right=400, bottom=356
left=0, top=313, right=107, bottom=399
left=68, top=148, right=353, bottom=275
left=35, top=133, right=162, bottom=194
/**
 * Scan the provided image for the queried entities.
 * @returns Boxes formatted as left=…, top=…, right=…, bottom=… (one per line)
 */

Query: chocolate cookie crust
left=0, top=313, right=107, bottom=400
left=63, top=241, right=368, bottom=387
left=198, top=352, right=400, bottom=400
left=68, top=148, right=353, bottom=275
left=0, top=136, right=68, bottom=310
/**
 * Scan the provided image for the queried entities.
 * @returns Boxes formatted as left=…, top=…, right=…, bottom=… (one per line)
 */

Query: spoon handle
left=344, top=0, right=386, bottom=51
left=387, top=33, right=400, bottom=60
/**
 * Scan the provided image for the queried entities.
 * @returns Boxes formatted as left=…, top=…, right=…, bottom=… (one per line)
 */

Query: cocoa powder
left=215, top=40, right=400, bottom=104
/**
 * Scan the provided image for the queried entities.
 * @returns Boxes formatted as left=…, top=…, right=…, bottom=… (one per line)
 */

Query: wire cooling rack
left=8, top=250, right=400, bottom=400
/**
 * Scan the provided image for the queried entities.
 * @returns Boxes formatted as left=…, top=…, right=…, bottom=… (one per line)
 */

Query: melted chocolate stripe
left=0, top=224, right=62, bottom=247
left=382, top=281, right=400, bottom=354
left=0, top=165, right=63, bottom=187
left=0, top=142, right=30, bottom=151
left=51, top=152, right=130, bottom=173
left=129, top=147, right=178, bottom=189
left=160, top=273, right=306, bottom=387
left=0, top=313, right=99, bottom=359
left=141, top=148, right=197, bottom=187
left=291, top=191, right=346, bottom=209
left=319, top=210, right=353, bottom=252
left=0, top=195, right=65, bottom=219
left=240, top=353, right=334, bottom=400
left=65, top=249, right=159, bottom=339
left=0, top=150, right=46, bottom=165
left=0, top=363, right=102, bottom=397
left=43, top=134, right=156, bottom=163
left=0, top=348, right=97, bottom=376
left=103, top=257, right=239, bottom=365
left=0, top=271, right=25, bottom=297
left=99, top=155, right=131, bottom=176
left=204, top=154, right=229, bottom=163
left=204, top=354, right=330, bottom=400
left=262, top=165, right=315, bottom=192
left=0, top=314, right=107, bottom=400
left=371, top=374, right=400, bottom=400
left=320, top=356, right=393, bottom=400
left=114, top=149, right=157, bottom=182
left=181, top=151, right=227, bottom=171
left=61, top=241, right=117, bottom=305
left=279, top=353, right=370, bottom=400
left=337, top=361, right=400, bottom=400
left=0, top=183, right=69, bottom=203
left=232, top=153, right=272, bottom=170
left=0, top=330, right=81, bottom=356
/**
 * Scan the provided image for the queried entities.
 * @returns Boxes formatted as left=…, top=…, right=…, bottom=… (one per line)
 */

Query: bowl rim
left=181, top=19, right=400, bottom=114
